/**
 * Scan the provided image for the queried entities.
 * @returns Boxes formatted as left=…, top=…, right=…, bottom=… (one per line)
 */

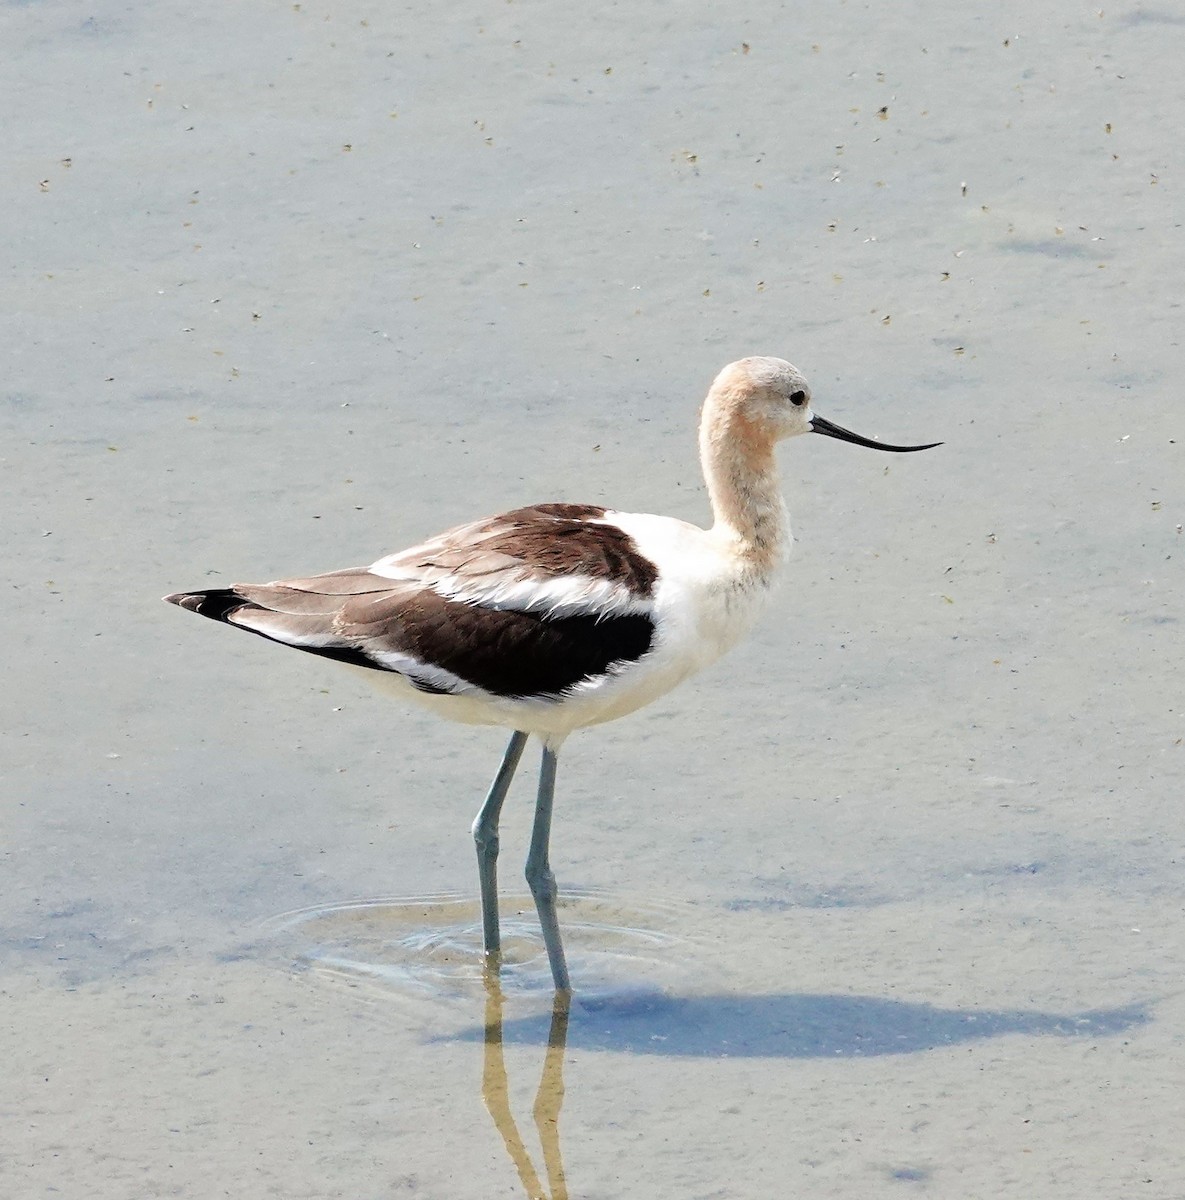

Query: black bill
left=811, top=414, right=941, bottom=453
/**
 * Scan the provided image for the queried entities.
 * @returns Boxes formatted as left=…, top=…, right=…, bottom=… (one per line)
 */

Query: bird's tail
left=163, top=588, right=257, bottom=622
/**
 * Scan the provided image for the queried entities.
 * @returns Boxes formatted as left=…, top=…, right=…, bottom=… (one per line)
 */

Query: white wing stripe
left=429, top=573, right=651, bottom=619
left=365, top=649, right=475, bottom=694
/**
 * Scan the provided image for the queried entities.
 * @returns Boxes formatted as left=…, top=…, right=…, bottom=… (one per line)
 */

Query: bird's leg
left=472, top=730, right=529, bottom=961
left=525, top=743, right=571, bottom=993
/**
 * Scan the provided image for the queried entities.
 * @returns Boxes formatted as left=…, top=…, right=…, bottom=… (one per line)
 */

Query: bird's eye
left=789, top=390, right=806, bottom=406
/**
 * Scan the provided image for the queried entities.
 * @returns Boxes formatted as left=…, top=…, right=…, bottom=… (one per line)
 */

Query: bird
left=165, top=356, right=939, bottom=992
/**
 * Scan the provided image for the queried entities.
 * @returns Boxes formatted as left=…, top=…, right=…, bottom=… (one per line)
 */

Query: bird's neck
left=698, top=397, right=790, bottom=572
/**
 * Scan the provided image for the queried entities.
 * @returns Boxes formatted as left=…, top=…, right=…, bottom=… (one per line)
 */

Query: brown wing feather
left=165, top=503, right=658, bottom=698
left=372, top=503, right=659, bottom=597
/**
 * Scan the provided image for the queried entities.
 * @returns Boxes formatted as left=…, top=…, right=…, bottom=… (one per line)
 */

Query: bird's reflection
left=481, top=974, right=571, bottom=1200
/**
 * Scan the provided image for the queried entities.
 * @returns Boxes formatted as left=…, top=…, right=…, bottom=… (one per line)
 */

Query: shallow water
left=4, top=0, right=1185, bottom=1196
left=258, top=889, right=699, bottom=999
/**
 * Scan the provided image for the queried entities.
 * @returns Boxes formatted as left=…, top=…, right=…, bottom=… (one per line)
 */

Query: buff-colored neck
left=698, top=385, right=790, bottom=574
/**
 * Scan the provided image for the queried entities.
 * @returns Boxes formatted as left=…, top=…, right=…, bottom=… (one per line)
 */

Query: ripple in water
left=258, top=888, right=700, bottom=998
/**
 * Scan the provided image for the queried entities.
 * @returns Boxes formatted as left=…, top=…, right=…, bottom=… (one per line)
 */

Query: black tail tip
left=163, top=588, right=248, bottom=621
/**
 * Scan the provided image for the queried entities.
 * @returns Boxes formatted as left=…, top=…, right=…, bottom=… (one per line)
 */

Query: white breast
left=573, top=510, right=787, bottom=719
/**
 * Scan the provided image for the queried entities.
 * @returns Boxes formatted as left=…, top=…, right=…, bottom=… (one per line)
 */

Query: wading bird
left=165, top=357, right=939, bottom=991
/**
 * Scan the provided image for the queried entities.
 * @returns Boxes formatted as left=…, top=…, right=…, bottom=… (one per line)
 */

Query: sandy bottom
left=9, top=883, right=1179, bottom=1198
left=4, top=0, right=1184, bottom=1195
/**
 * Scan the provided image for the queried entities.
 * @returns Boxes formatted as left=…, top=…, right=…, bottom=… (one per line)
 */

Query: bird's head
left=708, top=356, right=941, bottom=453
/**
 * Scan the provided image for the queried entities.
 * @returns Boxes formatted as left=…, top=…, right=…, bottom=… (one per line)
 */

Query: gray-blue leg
left=473, top=731, right=529, bottom=958
left=525, top=744, right=571, bottom=993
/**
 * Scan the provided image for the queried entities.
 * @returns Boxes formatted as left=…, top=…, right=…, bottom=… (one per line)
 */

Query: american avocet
left=165, top=357, right=939, bottom=991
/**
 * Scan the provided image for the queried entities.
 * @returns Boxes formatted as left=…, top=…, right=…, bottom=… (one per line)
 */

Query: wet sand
left=4, top=1, right=1184, bottom=1196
